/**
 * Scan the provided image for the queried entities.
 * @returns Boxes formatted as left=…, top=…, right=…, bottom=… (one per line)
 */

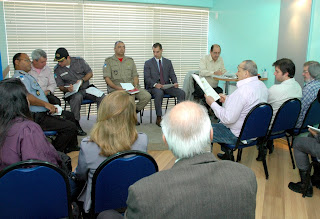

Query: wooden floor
left=69, top=138, right=320, bottom=219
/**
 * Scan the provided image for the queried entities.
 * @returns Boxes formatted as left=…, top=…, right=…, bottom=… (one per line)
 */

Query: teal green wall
left=211, top=0, right=281, bottom=88
left=307, top=0, right=320, bottom=61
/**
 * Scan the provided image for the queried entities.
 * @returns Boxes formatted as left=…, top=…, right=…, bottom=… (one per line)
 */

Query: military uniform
left=13, top=70, right=78, bottom=152
left=54, top=57, right=105, bottom=121
left=103, top=55, right=151, bottom=111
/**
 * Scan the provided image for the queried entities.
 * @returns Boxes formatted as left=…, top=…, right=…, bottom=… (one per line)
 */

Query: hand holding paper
left=191, top=74, right=220, bottom=101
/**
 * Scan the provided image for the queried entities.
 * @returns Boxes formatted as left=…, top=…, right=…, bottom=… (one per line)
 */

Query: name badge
left=60, top=72, right=68, bottom=77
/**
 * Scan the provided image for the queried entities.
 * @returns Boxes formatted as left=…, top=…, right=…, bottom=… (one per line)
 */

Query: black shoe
left=77, top=128, right=87, bottom=136
left=288, top=182, right=313, bottom=197
left=256, top=148, right=267, bottom=161
left=64, top=145, right=80, bottom=153
left=217, top=152, right=232, bottom=160
left=136, top=121, right=140, bottom=126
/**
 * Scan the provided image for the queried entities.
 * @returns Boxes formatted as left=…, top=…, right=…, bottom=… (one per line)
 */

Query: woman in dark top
left=0, top=78, right=61, bottom=170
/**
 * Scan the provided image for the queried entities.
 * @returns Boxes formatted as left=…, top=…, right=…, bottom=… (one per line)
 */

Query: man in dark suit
left=144, top=43, right=185, bottom=126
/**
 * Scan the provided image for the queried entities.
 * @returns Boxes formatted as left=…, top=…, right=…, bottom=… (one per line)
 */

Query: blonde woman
left=75, top=91, right=148, bottom=213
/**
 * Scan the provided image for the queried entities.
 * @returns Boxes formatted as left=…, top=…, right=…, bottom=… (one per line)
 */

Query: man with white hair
left=29, top=49, right=61, bottom=105
left=122, top=101, right=257, bottom=218
left=295, top=61, right=320, bottom=128
left=205, top=60, right=268, bottom=160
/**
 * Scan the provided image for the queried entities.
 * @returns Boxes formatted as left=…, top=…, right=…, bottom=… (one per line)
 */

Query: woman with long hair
left=0, top=78, right=61, bottom=170
left=75, top=90, right=148, bottom=213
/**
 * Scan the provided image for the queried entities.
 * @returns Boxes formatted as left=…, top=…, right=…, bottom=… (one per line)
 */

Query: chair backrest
left=269, top=98, right=301, bottom=134
left=0, top=160, right=72, bottom=218
left=91, top=150, right=158, bottom=214
left=300, top=98, right=320, bottom=131
left=44, top=130, right=58, bottom=136
left=238, top=103, right=273, bottom=142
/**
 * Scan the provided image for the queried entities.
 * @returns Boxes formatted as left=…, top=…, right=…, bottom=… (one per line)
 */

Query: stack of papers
left=120, top=83, right=140, bottom=95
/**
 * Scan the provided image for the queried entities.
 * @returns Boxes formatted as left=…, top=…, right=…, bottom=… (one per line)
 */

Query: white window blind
left=4, top=0, right=208, bottom=114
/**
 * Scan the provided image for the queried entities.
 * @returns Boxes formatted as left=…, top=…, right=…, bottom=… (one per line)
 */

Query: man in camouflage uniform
left=103, top=41, right=151, bottom=121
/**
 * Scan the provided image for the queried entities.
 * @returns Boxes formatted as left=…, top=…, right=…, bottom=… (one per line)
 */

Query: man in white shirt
left=205, top=60, right=268, bottom=160
left=29, top=49, right=61, bottom=105
left=256, top=58, right=302, bottom=161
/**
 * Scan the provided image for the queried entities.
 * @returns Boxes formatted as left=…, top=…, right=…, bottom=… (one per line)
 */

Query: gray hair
left=243, top=60, right=258, bottom=76
left=161, top=101, right=212, bottom=159
left=31, top=49, right=47, bottom=61
left=114, top=41, right=124, bottom=48
left=308, top=62, right=320, bottom=80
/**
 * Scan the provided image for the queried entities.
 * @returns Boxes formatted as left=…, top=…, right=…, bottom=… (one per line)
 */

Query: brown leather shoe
left=156, top=116, right=162, bottom=127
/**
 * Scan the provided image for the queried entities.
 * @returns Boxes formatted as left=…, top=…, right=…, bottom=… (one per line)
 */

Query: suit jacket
left=144, top=57, right=178, bottom=91
left=125, top=153, right=257, bottom=219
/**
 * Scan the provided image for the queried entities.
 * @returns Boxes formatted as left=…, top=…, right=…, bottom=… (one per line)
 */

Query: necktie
left=159, top=60, right=165, bottom=85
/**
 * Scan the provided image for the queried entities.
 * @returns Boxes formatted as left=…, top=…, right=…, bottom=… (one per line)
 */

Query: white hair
left=161, top=101, right=212, bottom=159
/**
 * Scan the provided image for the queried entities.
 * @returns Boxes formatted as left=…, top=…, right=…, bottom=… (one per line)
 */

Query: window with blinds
left=4, top=0, right=208, bottom=114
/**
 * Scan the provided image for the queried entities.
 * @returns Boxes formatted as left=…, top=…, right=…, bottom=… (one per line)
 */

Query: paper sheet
left=191, top=74, right=220, bottom=101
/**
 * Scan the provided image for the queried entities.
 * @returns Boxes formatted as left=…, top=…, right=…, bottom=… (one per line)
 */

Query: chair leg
left=139, top=110, right=143, bottom=124
left=165, top=98, right=169, bottom=113
left=262, top=157, right=269, bottom=179
left=286, top=135, right=296, bottom=169
left=303, top=161, right=313, bottom=197
left=87, top=103, right=91, bottom=120
left=150, top=99, right=152, bottom=124
left=236, top=149, right=242, bottom=162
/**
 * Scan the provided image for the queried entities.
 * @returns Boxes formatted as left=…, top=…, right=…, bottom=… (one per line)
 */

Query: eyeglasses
left=303, top=70, right=309, bottom=73
left=18, top=59, right=31, bottom=63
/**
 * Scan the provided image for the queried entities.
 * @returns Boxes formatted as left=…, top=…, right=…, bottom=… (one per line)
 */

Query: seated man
left=288, top=91, right=320, bottom=197
left=295, top=61, right=320, bottom=128
left=195, top=44, right=226, bottom=107
left=12, top=53, right=79, bottom=153
left=29, top=49, right=61, bottom=106
left=205, top=60, right=268, bottom=160
left=54, top=47, right=105, bottom=132
left=144, top=43, right=185, bottom=126
left=103, top=41, right=151, bottom=124
left=256, top=58, right=302, bottom=161
left=98, top=101, right=257, bottom=219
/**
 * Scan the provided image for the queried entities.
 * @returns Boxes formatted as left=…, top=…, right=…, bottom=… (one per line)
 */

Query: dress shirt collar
left=154, top=57, right=163, bottom=63
left=208, top=55, right=221, bottom=63
left=236, top=76, right=259, bottom=88
left=281, top=78, right=296, bottom=85
left=31, top=64, right=47, bottom=73
left=304, top=79, right=316, bottom=87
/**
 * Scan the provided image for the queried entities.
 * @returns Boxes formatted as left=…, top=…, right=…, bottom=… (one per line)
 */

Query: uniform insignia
left=17, top=75, right=24, bottom=80
left=113, top=70, right=118, bottom=75
left=56, top=53, right=60, bottom=58
left=103, top=63, right=107, bottom=68
left=61, top=72, right=68, bottom=77
left=36, top=90, right=40, bottom=96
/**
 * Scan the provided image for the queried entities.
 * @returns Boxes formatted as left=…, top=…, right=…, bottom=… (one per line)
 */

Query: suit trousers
left=151, top=87, right=185, bottom=116
left=32, top=111, right=78, bottom=152
left=293, top=135, right=320, bottom=170
left=66, top=87, right=105, bottom=121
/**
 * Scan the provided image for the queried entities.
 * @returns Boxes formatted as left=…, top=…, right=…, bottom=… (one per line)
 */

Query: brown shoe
left=156, top=116, right=162, bottom=127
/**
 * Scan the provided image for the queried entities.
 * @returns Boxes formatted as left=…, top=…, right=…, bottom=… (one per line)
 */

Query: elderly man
left=256, top=58, right=302, bottom=161
left=296, top=61, right=320, bottom=128
left=205, top=60, right=268, bottom=160
left=54, top=47, right=105, bottom=129
left=144, top=43, right=185, bottom=126
left=29, top=49, right=61, bottom=105
left=12, top=53, right=79, bottom=153
left=98, top=101, right=257, bottom=219
left=103, top=41, right=151, bottom=123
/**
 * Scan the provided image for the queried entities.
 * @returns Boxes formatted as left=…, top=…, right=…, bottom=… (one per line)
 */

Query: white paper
left=308, top=125, right=320, bottom=133
left=120, top=83, right=134, bottom=91
left=52, top=105, right=62, bottom=116
left=64, top=80, right=82, bottom=98
left=162, top=84, right=174, bottom=90
left=191, top=74, right=220, bottom=101
left=86, top=87, right=104, bottom=97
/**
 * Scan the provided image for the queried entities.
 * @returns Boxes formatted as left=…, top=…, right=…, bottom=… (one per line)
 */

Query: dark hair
left=13, top=53, right=22, bottom=69
left=210, top=44, right=221, bottom=52
left=0, top=78, right=32, bottom=149
left=114, top=40, right=124, bottom=48
left=272, top=58, right=295, bottom=78
left=153, top=43, right=162, bottom=50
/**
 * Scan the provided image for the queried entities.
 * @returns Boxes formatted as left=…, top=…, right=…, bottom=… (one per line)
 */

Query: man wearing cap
left=54, top=48, right=105, bottom=124
left=103, top=41, right=151, bottom=122
left=29, top=49, right=61, bottom=105
left=12, top=53, right=79, bottom=153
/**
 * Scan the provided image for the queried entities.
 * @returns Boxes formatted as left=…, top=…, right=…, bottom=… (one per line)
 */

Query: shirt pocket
left=110, top=64, right=121, bottom=79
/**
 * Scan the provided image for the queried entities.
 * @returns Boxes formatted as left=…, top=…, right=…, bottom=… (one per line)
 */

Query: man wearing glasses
left=205, top=60, right=268, bottom=160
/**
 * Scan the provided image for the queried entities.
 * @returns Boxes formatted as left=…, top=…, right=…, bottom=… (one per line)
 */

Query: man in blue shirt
left=12, top=53, right=79, bottom=153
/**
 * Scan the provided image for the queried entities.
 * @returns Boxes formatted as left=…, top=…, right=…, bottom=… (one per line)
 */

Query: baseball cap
left=54, top=48, right=69, bottom=62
